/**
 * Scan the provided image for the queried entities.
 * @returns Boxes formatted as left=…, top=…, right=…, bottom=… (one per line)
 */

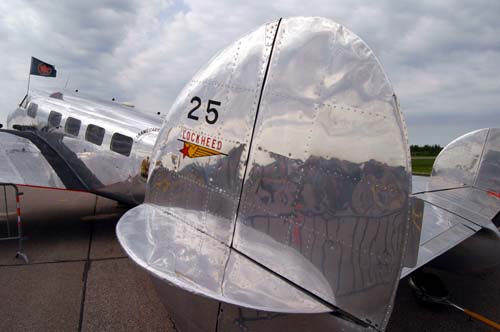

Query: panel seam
left=229, top=18, right=283, bottom=248
left=472, top=128, right=490, bottom=187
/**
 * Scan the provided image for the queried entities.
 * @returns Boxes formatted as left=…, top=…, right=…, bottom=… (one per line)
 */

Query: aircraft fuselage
left=1, top=92, right=161, bottom=221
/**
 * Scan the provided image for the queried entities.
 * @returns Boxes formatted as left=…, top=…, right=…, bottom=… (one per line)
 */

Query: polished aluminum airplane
left=115, top=17, right=500, bottom=332
left=1, top=16, right=499, bottom=332
left=1, top=91, right=161, bottom=221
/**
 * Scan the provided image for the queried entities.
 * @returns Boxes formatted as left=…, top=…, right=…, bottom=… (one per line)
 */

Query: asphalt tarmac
left=0, top=215, right=499, bottom=332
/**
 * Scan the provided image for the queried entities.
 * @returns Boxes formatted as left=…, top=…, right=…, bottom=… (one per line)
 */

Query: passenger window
left=65, top=117, right=81, bottom=136
left=27, top=103, right=38, bottom=118
left=48, top=111, right=62, bottom=127
left=85, top=124, right=105, bottom=146
left=110, top=133, right=133, bottom=156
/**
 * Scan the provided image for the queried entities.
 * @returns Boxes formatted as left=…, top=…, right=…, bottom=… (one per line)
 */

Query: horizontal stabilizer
left=404, top=128, right=500, bottom=277
left=117, top=203, right=332, bottom=314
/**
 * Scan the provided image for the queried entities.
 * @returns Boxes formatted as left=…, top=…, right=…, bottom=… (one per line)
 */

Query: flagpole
left=26, top=73, right=31, bottom=95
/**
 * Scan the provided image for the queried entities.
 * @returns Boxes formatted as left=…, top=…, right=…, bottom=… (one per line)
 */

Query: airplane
left=0, top=15, right=498, bottom=332
left=1, top=90, right=161, bottom=223
left=114, top=16, right=500, bottom=332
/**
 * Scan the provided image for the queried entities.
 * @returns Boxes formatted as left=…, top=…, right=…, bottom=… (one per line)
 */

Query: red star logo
left=179, top=143, right=190, bottom=158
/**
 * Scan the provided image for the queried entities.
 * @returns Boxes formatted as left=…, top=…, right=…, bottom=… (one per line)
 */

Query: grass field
left=411, top=157, right=435, bottom=176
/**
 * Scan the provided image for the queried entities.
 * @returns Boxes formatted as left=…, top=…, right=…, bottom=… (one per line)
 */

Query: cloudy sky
left=1, top=0, right=498, bottom=145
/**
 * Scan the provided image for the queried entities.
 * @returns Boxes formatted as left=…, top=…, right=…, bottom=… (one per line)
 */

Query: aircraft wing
left=0, top=130, right=66, bottom=189
left=0, top=128, right=97, bottom=192
left=402, top=128, right=500, bottom=278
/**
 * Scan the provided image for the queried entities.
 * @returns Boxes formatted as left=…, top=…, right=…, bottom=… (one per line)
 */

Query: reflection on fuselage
left=148, top=145, right=409, bottom=309
left=6, top=92, right=161, bottom=205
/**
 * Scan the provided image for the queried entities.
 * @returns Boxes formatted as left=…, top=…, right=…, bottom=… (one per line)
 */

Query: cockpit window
left=27, top=103, right=38, bottom=118
left=65, top=117, right=81, bottom=137
left=85, top=124, right=105, bottom=146
left=48, top=111, right=62, bottom=127
left=110, top=133, right=133, bottom=156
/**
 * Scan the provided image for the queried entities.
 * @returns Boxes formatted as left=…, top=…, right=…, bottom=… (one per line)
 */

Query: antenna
left=64, top=74, right=71, bottom=90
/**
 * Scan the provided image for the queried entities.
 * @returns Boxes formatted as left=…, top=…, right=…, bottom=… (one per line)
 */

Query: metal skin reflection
left=5, top=92, right=161, bottom=206
left=402, top=128, right=500, bottom=277
left=117, top=16, right=413, bottom=331
left=421, top=128, right=500, bottom=233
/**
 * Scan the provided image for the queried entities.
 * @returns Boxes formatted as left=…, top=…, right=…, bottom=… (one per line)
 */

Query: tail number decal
left=187, top=96, right=221, bottom=125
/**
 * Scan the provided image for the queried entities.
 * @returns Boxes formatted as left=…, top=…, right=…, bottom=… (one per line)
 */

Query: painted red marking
left=488, top=191, right=500, bottom=199
left=293, top=224, right=301, bottom=244
left=16, top=184, right=89, bottom=194
left=179, top=142, right=189, bottom=158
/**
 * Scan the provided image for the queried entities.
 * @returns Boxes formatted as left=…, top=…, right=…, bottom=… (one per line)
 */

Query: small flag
left=30, top=57, right=57, bottom=77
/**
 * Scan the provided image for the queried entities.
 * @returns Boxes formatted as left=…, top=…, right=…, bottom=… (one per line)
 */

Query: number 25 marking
left=188, top=96, right=221, bottom=124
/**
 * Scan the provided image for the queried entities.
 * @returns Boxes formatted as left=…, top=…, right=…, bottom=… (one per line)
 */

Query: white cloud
left=0, top=0, right=499, bottom=145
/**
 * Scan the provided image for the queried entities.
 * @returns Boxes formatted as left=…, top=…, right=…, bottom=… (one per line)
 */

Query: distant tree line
left=410, top=144, right=443, bottom=156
